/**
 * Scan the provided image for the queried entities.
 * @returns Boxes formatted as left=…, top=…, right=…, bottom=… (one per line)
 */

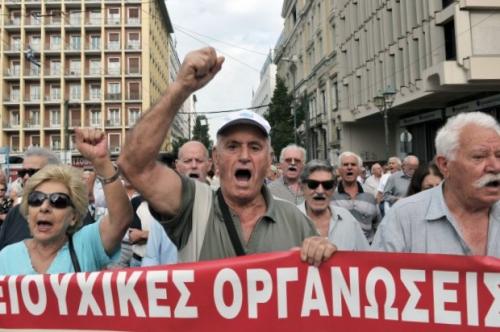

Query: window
left=90, top=110, right=101, bottom=126
left=89, top=84, right=101, bottom=100
left=128, top=7, right=140, bottom=24
left=50, top=10, right=61, bottom=24
left=50, top=109, right=61, bottom=126
left=108, top=133, right=121, bottom=152
left=10, top=61, right=20, bottom=76
left=11, top=36, right=21, bottom=51
left=128, top=82, right=140, bottom=100
left=10, top=136, right=20, bottom=152
left=50, top=35, right=61, bottom=50
left=10, top=11, right=21, bottom=25
left=128, top=107, right=140, bottom=126
left=108, top=32, right=120, bottom=50
left=50, top=60, right=61, bottom=75
left=69, top=59, right=81, bottom=75
left=107, top=108, right=120, bottom=126
left=11, top=85, right=20, bottom=102
left=29, top=11, right=41, bottom=25
left=89, top=35, right=101, bottom=50
left=69, top=10, right=81, bottom=25
left=30, top=35, right=41, bottom=51
left=331, top=80, right=338, bottom=111
left=127, top=32, right=140, bottom=49
left=108, top=57, right=120, bottom=74
left=30, top=135, right=40, bottom=147
left=29, top=62, right=40, bottom=76
left=50, top=135, right=61, bottom=150
left=29, top=110, right=40, bottom=126
left=127, top=57, right=140, bottom=74
left=10, top=111, right=20, bottom=127
left=30, top=85, right=40, bottom=101
left=70, top=109, right=80, bottom=127
left=69, top=84, right=81, bottom=101
left=444, top=20, right=456, bottom=60
left=89, top=59, right=101, bottom=75
left=50, top=84, right=61, bottom=100
left=69, top=35, right=81, bottom=50
left=107, top=82, right=121, bottom=99
left=89, top=10, right=101, bottom=25
left=108, top=8, right=120, bottom=25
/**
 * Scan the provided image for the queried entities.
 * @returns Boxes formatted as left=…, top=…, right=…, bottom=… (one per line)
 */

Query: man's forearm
left=120, top=82, right=189, bottom=174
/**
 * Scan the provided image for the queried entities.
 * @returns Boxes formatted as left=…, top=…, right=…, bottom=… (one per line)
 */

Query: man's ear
left=435, top=155, right=450, bottom=179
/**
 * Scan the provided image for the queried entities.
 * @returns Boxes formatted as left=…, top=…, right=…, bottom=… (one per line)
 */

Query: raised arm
left=118, top=47, right=224, bottom=216
left=75, top=128, right=133, bottom=255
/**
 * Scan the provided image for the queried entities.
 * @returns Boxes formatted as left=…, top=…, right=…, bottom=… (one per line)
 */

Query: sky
left=165, top=0, right=284, bottom=140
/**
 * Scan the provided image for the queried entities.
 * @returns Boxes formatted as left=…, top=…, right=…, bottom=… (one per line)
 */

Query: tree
left=265, top=75, right=298, bottom=157
left=171, top=136, right=189, bottom=158
left=192, top=115, right=212, bottom=150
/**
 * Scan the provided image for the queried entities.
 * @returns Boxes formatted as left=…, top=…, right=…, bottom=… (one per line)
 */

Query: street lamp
left=373, top=87, right=396, bottom=159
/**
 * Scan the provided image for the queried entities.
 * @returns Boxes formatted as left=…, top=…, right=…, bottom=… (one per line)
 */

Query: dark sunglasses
left=303, top=179, right=335, bottom=190
left=27, top=191, right=74, bottom=209
left=18, top=168, right=40, bottom=178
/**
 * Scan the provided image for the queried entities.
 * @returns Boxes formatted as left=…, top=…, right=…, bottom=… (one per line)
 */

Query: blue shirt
left=0, top=221, right=118, bottom=275
left=141, top=219, right=178, bottom=267
left=372, top=183, right=500, bottom=257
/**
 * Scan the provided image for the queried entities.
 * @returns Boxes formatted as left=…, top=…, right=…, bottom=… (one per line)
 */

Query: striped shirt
left=331, top=181, right=381, bottom=243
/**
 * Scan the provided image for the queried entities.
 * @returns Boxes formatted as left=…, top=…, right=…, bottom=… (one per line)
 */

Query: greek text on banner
left=0, top=251, right=499, bottom=331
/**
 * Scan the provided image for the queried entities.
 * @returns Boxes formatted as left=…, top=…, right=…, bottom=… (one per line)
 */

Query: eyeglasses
left=18, top=168, right=40, bottom=178
left=27, top=191, right=74, bottom=209
left=284, top=158, right=303, bottom=164
left=303, top=179, right=335, bottom=190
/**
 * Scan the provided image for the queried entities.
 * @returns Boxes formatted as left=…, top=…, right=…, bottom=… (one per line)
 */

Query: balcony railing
left=106, top=120, right=121, bottom=127
left=128, top=93, right=141, bottom=100
left=107, top=69, right=120, bottom=75
left=126, top=42, right=140, bottom=50
left=107, top=43, right=120, bottom=50
left=105, top=93, right=121, bottom=100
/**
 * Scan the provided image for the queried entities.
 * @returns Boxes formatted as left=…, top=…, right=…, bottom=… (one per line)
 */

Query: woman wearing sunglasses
left=0, top=128, right=133, bottom=275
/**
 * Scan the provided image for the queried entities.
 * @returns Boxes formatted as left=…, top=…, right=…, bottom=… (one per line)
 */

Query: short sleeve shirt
left=0, top=221, right=118, bottom=275
left=372, top=183, right=500, bottom=257
left=151, top=176, right=318, bottom=261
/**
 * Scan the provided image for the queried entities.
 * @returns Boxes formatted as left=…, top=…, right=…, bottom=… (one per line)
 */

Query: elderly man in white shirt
left=373, top=112, right=500, bottom=256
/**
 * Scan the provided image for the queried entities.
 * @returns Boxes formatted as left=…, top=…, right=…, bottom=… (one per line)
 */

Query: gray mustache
left=473, top=173, right=500, bottom=188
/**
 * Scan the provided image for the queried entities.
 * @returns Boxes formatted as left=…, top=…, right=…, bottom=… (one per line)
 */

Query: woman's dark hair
left=406, top=162, right=443, bottom=196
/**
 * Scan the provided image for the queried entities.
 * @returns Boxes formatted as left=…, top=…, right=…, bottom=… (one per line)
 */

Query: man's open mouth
left=235, top=169, right=252, bottom=181
left=486, top=180, right=500, bottom=188
left=189, top=173, right=200, bottom=179
left=288, top=166, right=297, bottom=172
left=313, top=196, right=326, bottom=201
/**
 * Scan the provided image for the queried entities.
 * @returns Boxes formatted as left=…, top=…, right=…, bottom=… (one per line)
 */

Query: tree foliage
left=265, top=75, right=300, bottom=157
left=171, top=136, right=189, bottom=158
left=192, top=115, right=212, bottom=150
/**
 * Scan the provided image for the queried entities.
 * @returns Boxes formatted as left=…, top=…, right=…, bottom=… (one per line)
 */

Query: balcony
left=5, top=68, right=21, bottom=77
left=4, top=96, right=20, bottom=104
left=105, top=93, right=121, bottom=101
left=45, top=95, right=60, bottom=103
left=107, top=43, right=120, bottom=51
left=24, top=69, right=41, bottom=77
left=127, top=93, right=141, bottom=101
left=87, top=68, right=102, bottom=76
left=126, top=43, right=140, bottom=50
left=127, top=19, right=140, bottom=25
left=65, top=69, right=81, bottom=77
left=106, top=120, right=121, bottom=127
left=106, top=18, right=121, bottom=26
left=107, top=69, right=120, bottom=76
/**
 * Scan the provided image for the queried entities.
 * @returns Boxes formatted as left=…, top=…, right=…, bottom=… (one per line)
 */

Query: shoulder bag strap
left=68, top=234, right=81, bottom=273
left=216, top=188, right=246, bottom=256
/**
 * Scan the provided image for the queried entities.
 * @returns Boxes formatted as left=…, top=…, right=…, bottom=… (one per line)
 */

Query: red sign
left=0, top=251, right=498, bottom=331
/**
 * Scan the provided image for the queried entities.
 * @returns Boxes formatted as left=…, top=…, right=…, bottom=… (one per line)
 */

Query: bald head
left=176, top=141, right=211, bottom=182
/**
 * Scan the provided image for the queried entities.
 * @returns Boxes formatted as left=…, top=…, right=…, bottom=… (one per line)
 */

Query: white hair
left=339, top=151, right=363, bottom=167
left=388, top=156, right=401, bottom=166
left=435, top=112, right=500, bottom=160
left=279, top=144, right=307, bottom=163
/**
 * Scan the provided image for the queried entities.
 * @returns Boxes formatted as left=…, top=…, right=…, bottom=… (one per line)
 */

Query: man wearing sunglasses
left=298, top=160, right=369, bottom=250
left=268, top=144, right=307, bottom=204
left=331, top=151, right=381, bottom=243
left=0, top=147, right=60, bottom=250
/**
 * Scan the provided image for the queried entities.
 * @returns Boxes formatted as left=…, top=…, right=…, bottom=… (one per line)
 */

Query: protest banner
left=0, top=251, right=498, bottom=331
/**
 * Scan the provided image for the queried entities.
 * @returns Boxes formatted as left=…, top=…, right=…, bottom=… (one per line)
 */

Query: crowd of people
left=0, top=47, right=498, bottom=276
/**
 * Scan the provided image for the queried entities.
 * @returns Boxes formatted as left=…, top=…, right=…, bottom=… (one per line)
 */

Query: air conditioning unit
left=113, top=146, right=120, bottom=153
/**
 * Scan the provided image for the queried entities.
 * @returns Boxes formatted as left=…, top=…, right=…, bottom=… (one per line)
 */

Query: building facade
left=275, top=0, right=338, bottom=161
left=0, top=0, right=181, bottom=165
left=276, top=0, right=500, bottom=164
left=251, top=49, right=277, bottom=117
